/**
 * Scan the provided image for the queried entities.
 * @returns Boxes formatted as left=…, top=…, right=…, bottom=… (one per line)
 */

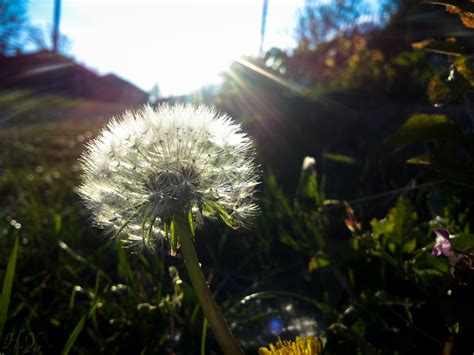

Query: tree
left=148, top=83, right=161, bottom=104
left=25, top=24, right=72, bottom=54
left=27, top=25, right=48, bottom=51
left=0, top=0, right=28, bottom=55
left=295, top=0, right=371, bottom=50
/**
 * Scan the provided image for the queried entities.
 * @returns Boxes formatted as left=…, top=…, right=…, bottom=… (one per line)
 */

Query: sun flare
left=28, top=0, right=303, bottom=96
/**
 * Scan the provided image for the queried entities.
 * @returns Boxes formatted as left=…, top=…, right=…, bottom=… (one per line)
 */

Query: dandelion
left=79, top=104, right=259, bottom=354
left=79, top=104, right=259, bottom=251
left=259, top=336, right=324, bottom=355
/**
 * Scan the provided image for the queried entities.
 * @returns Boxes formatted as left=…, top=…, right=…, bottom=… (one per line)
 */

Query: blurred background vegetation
left=1, top=0, right=474, bottom=354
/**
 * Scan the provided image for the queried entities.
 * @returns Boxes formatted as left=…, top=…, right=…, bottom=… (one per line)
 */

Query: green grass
left=0, top=89, right=473, bottom=354
left=0, top=234, right=18, bottom=338
left=0, top=91, right=222, bottom=353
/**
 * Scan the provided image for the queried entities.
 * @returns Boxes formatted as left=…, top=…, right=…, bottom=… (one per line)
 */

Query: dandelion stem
left=175, top=216, right=243, bottom=355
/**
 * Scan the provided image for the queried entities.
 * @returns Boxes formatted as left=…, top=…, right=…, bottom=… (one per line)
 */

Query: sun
left=29, top=0, right=303, bottom=96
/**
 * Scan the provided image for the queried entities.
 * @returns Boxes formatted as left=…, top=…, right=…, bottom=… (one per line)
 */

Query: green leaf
left=61, top=315, right=86, bottom=355
left=403, top=238, right=417, bottom=254
left=308, top=253, right=330, bottom=272
left=413, top=252, right=449, bottom=286
left=451, top=322, right=460, bottom=335
left=387, top=114, right=462, bottom=146
left=0, top=235, right=19, bottom=338
left=203, top=201, right=235, bottom=228
left=429, top=70, right=471, bottom=105
left=451, top=233, right=474, bottom=249
left=298, top=169, right=319, bottom=201
left=54, top=214, right=62, bottom=233
left=388, top=199, right=418, bottom=243
left=281, top=233, right=301, bottom=252
left=371, top=218, right=395, bottom=240
left=427, top=75, right=454, bottom=105
left=406, top=154, right=432, bottom=165
left=264, top=173, right=293, bottom=218
left=323, top=152, right=357, bottom=165
left=454, top=56, right=474, bottom=85
left=370, top=198, right=417, bottom=250
left=350, top=319, right=366, bottom=337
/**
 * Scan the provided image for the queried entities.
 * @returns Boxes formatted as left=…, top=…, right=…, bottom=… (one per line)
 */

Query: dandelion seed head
left=79, top=104, right=259, bottom=250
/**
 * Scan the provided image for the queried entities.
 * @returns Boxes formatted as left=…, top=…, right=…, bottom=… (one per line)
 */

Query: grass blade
left=62, top=283, right=109, bottom=354
left=200, top=317, right=208, bottom=355
left=117, top=247, right=134, bottom=285
left=0, top=234, right=19, bottom=338
left=61, top=315, right=86, bottom=355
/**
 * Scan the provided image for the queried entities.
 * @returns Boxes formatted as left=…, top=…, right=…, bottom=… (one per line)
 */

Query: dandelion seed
left=78, top=104, right=259, bottom=251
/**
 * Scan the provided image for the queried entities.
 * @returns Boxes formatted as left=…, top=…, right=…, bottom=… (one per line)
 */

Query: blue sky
left=28, top=0, right=306, bottom=96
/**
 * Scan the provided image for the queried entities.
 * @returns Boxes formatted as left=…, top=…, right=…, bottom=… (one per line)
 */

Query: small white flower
left=302, top=156, right=316, bottom=171
left=78, top=104, right=259, bottom=250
